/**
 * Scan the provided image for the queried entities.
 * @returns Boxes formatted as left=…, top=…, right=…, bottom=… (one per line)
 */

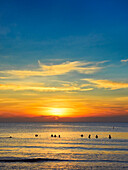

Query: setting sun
left=48, top=108, right=70, bottom=117
left=49, top=108, right=66, bottom=116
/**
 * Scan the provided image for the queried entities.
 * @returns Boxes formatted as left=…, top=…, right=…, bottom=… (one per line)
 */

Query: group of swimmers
left=9, top=134, right=111, bottom=139
left=51, top=134, right=112, bottom=139
left=51, top=134, right=60, bottom=138
left=81, top=134, right=112, bottom=139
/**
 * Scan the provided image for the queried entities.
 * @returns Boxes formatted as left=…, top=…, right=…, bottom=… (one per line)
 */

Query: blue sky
left=0, top=0, right=128, bottom=121
left=0, top=0, right=128, bottom=64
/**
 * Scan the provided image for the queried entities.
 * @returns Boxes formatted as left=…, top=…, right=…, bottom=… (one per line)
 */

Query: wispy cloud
left=83, top=79, right=128, bottom=90
left=0, top=60, right=104, bottom=78
left=0, top=83, right=93, bottom=92
left=121, top=59, right=128, bottom=63
left=116, top=97, right=128, bottom=101
left=0, top=77, right=11, bottom=79
left=38, top=60, right=103, bottom=75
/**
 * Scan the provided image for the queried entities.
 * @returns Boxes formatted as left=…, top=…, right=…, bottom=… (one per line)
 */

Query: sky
left=0, top=0, right=128, bottom=122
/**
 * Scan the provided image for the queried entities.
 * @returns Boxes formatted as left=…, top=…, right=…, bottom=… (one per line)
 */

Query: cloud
left=38, top=60, right=103, bottom=75
left=116, top=97, right=128, bottom=101
left=0, top=114, right=128, bottom=123
left=0, top=115, right=60, bottom=123
left=0, top=83, right=93, bottom=92
left=83, top=79, right=128, bottom=90
left=0, top=70, right=45, bottom=78
left=121, top=59, right=128, bottom=63
left=0, top=61, right=104, bottom=78
left=0, top=77, right=11, bottom=79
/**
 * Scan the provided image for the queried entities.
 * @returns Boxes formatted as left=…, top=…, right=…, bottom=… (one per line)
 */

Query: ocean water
left=0, top=122, right=128, bottom=169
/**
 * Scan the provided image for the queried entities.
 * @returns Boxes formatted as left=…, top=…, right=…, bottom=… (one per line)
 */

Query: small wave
left=0, top=145, right=128, bottom=151
left=0, top=158, right=64, bottom=162
left=0, top=158, right=128, bottom=163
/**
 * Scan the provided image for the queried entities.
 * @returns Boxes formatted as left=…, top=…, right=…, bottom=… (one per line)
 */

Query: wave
left=0, top=158, right=128, bottom=163
left=0, top=158, right=63, bottom=162
left=1, top=145, right=127, bottom=151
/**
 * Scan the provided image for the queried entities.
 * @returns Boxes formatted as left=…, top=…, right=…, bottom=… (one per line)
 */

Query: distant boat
left=81, top=134, right=83, bottom=137
left=35, top=134, right=38, bottom=137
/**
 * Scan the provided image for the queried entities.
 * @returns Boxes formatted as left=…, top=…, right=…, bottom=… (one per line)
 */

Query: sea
left=0, top=122, right=128, bottom=169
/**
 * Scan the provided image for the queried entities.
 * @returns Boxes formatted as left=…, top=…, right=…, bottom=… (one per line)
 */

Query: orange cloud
left=116, top=96, right=128, bottom=101
left=0, top=61, right=103, bottom=78
left=83, top=79, right=128, bottom=90
left=38, top=60, right=102, bottom=75
left=0, top=83, right=93, bottom=92
left=121, top=59, right=128, bottom=63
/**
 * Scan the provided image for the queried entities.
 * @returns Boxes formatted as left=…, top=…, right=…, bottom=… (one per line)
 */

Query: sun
left=49, top=108, right=66, bottom=117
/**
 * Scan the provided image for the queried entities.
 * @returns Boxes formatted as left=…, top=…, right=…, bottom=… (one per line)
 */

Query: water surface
left=0, top=122, right=128, bottom=169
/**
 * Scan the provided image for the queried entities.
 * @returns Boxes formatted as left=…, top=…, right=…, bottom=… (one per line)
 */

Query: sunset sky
left=0, top=0, right=128, bottom=122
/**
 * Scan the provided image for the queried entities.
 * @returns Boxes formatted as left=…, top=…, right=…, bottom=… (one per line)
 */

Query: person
left=109, top=135, right=111, bottom=139
left=95, top=135, right=98, bottom=138
left=88, top=134, right=91, bottom=139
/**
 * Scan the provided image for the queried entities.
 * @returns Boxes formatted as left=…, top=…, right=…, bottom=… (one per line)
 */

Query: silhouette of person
left=88, top=134, right=91, bottom=139
left=109, top=135, right=111, bottom=139
left=95, top=135, right=98, bottom=138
